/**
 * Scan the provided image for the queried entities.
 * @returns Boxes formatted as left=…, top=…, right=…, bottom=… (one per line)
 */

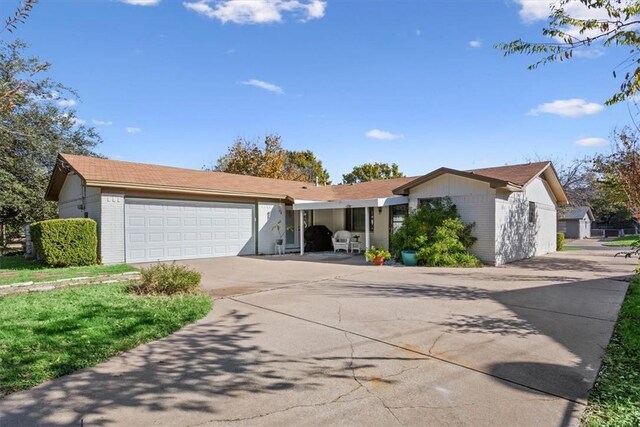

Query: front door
left=285, top=208, right=314, bottom=248
left=285, top=208, right=298, bottom=248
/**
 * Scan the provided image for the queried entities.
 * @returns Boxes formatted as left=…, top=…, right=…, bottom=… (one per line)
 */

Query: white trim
left=292, top=196, right=409, bottom=211
left=364, top=206, right=370, bottom=250
left=299, top=209, right=304, bottom=255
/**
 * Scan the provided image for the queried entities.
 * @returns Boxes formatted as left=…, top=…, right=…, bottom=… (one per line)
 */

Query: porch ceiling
left=292, top=196, right=409, bottom=210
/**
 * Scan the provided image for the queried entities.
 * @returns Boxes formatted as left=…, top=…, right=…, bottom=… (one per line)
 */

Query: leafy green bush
left=390, top=198, right=479, bottom=267
left=30, top=219, right=97, bottom=267
left=556, top=232, right=565, bottom=251
left=129, top=263, right=201, bottom=295
left=417, top=218, right=482, bottom=267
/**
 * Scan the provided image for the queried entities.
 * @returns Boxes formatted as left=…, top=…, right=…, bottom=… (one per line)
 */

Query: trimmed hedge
left=556, top=232, right=565, bottom=251
left=30, top=219, right=98, bottom=267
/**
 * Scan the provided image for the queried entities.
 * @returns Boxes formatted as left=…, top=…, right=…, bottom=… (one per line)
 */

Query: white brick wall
left=100, top=193, right=125, bottom=264
left=58, top=173, right=84, bottom=218
left=494, top=178, right=558, bottom=264
left=258, top=202, right=283, bottom=255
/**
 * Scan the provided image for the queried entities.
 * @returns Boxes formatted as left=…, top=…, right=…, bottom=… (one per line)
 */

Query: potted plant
left=271, top=221, right=285, bottom=246
left=401, top=249, right=419, bottom=266
left=365, top=246, right=391, bottom=266
left=400, top=236, right=425, bottom=267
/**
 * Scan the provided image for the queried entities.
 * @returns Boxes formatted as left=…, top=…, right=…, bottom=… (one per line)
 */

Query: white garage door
left=125, top=198, right=255, bottom=263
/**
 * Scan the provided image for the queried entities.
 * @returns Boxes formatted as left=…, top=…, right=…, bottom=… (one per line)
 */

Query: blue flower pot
left=401, top=250, right=418, bottom=266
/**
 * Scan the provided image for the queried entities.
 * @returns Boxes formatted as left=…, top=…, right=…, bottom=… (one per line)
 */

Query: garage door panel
left=125, top=199, right=255, bottom=263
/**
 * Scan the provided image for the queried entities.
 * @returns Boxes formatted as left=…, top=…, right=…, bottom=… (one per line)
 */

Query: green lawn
left=0, top=255, right=137, bottom=286
left=583, top=277, right=640, bottom=426
left=0, top=283, right=211, bottom=396
left=603, top=235, right=640, bottom=247
left=561, top=246, right=583, bottom=251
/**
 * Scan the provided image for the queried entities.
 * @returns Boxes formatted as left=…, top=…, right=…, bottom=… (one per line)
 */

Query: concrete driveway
left=0, top=242, right=636, bottom=426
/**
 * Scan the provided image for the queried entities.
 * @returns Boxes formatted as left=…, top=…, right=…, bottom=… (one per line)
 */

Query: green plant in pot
left=271, top=220, right=294, bottom=246
left=365, top=246, right=391, bottom=266
left=272, top=221, right=285, bottom=246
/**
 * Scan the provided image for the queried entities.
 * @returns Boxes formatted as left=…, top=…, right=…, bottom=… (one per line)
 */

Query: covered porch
left=291, top=196, right=409, bottom=255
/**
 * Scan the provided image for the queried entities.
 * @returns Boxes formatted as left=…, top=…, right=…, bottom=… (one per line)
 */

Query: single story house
left=45, top=154, right=567, bottom=266
left=558, top=207, right=594, bottom=239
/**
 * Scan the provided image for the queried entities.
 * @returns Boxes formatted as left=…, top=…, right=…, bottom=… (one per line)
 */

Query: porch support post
left=365, top=206, right=371, bottom=250
left=299, top=209, right=304, bottom=255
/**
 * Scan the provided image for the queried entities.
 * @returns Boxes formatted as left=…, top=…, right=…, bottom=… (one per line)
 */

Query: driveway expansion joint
left=230, top=297, right=588, bottom=407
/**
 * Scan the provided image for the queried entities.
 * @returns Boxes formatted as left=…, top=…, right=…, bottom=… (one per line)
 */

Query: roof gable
left=560, top=207, right=594, bottom=221
left=393, top=161, right=568, bottom=204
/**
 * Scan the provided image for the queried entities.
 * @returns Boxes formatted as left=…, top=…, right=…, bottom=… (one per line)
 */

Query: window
left=390, top=204, right=408, bottom=232
left=345, top=208, right=374, bottom=232
left=418, top=197, right=443, bottom=209
left=528, top=201, right=536, bottom=224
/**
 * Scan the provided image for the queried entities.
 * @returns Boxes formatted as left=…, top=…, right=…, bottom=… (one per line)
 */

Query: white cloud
left=575, top=137, right=608, bottom=147
left=365, top=129, right=404, bottom=141
left=126, top=127, right=141, bottom=134
left=469, top=39, right=482, bottom=48
left=119, top=0, right=161, bottom=5
left=241, top=79, right=284, bottom=94
left=183, top=0, right=326, bottom=24
left=92, top=119, right=113, bottom=126
left=528, top=98, right=604, bottom=117
left=57, top=99, right=76, bottom=108
left=572, top=48, right=605, bottom=59
left=515, top=1, right=633, bottom=43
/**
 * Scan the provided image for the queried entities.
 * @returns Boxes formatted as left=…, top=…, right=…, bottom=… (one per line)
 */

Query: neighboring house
left=558, top=207, right=594, bottom=239
left=45, top=154, right=567, bottom=266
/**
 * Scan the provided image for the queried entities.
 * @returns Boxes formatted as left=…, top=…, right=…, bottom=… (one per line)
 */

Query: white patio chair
left=332, top=230, right=351, bottom=252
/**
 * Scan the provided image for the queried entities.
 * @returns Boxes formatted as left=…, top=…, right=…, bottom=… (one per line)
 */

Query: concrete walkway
left=0, top=242, right=636, bottom=426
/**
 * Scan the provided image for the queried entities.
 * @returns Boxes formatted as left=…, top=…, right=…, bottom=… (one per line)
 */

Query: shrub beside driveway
left=0, top=282, right=211, bottom=396
left=583, top=276, right=640, bottom=426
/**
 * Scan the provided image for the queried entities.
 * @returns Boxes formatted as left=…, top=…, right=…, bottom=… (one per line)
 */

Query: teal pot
left=401, top=250, right=418, bottom=266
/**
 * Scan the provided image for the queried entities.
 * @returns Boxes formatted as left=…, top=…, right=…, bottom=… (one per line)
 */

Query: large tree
left=212, top=134, right=330, bottom=183
left=498, top=0, right=640, bottom=104
left=594, top=127, right=640, bottom=221
left=0, top=39, right=102, bottom=231
left=342, top=162, right=405, bottom=184
left=286, top=150, right=331, bottom=184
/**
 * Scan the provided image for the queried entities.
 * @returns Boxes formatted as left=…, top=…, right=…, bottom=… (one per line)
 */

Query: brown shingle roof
left=54, top=154, right=415, bottom=202
left=467, top=161, right=551, bottom=186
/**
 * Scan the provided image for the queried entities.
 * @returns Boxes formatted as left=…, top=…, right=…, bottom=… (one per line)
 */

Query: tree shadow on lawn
left=0, top=309, right=372, bottom=426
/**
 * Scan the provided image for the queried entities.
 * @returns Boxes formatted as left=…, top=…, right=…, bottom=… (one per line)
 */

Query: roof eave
left=85, top=180, right=295, bottom=203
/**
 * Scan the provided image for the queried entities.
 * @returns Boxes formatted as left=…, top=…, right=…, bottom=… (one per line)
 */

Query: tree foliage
left=342, top=162, right=405, bottom=184
left=527, top=155, right=633, bottom=225
left=497, top=0, right=640, bottom=104
left=0, top=40, right=102, bottom=229
left=286, top=150, right=331, bottom=184
left=2, top=0, right=39, bottom=113
left=595, top=127, right=640, bottom=221
left=212, top=134, right=330, bottom=183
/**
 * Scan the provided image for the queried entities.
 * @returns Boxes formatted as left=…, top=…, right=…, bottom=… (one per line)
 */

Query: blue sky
left=14, top=0, right=632, bottom=180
